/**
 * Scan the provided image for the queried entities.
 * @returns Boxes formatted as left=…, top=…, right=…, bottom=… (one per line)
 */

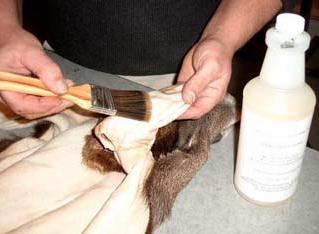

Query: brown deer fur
left=82, top=99, right=237, bottom=234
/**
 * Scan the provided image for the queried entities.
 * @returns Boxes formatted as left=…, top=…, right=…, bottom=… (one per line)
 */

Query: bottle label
left=235, top=107, right=313, bottom=203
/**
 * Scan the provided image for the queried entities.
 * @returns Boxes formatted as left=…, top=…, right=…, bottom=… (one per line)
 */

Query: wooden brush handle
left=0, top=71, right=92, bottom=110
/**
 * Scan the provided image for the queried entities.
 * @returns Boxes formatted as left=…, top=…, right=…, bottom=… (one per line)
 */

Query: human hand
left=0, top=25, right=72, bottom=119
left=177, top=37, right=234, bottom=119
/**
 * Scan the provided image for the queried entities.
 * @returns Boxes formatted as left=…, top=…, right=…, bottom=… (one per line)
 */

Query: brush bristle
left=110, top=90, right=152, bottom=121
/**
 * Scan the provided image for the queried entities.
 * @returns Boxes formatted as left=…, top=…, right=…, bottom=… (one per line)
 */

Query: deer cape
left=0, top=84, right=237, bottom=234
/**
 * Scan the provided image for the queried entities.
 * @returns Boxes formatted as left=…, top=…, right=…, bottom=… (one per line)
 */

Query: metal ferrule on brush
left=90, top=85, right=117, bottom=116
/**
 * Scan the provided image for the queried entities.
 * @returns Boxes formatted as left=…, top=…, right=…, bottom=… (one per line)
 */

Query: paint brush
left=0, top=71, right=151, bottom=121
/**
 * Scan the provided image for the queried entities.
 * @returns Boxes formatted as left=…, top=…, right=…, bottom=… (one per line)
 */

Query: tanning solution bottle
left=234, top=13, right=316, bottom=205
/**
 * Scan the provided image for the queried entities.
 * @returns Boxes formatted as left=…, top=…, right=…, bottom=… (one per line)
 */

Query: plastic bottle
left=234, top=13, right=316, bottom=205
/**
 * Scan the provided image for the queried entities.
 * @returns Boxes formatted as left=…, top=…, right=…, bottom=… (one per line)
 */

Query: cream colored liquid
left=234, top=77, right=316, bottom=205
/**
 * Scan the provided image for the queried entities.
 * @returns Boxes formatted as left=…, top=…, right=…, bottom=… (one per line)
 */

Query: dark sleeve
left=281, top=0, right=296, bottom=12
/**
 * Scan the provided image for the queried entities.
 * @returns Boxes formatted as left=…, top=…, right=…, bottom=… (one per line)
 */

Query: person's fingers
left=178, top=78, right=227, bottom=119
left=21, top=50, right=68, bottom=94
left=177, top=48, right=195, bottom=84
left=181, top=58, right=222, bottom=105
left=65, top=78, right=74, bottom=87
left=22, top=100, right=73, bottom=119
left=1, top=91, right=61, bottom=110
left=0, top=91, right=71, bottom=119
left=0, top=95, right=6, bottom=104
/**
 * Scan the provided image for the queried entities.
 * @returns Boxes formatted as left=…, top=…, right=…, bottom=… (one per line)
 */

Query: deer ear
left=94, top=122, right=115, bottom=151
left=82, top=134, right=123, bottom=174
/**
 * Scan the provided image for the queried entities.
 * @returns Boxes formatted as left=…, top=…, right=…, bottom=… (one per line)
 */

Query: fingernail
left=56, top=81, right=67, bottom=94
left=65, top=79, right=74, bottom=87
left=184, top=91, right=196, bottom=104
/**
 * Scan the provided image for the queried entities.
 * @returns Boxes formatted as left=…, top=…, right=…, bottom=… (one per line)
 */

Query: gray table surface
left=50, top=52, right=319, bottom=234
left=155, top=129, right=319, bottom=234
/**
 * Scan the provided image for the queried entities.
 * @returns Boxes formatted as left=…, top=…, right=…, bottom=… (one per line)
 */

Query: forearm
left=0, top=0, right=24, bottom=45
left=0, top=0, right=23, bottom=29
left=202, top=0, right=282, bottom=53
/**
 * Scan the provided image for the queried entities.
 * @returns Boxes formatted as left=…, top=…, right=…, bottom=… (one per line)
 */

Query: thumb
left=182, top=59, right=218, bottom=104
left=21, top=49, right=68, bottom=94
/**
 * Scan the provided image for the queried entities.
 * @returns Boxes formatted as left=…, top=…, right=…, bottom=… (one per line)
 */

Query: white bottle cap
left=275, top=13, right=305, bottom=36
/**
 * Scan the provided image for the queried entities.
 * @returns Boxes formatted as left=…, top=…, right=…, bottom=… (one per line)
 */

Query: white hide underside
left=0, top=110, right=150, bottom=234
left=0, top=85, right=188, bottom=234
